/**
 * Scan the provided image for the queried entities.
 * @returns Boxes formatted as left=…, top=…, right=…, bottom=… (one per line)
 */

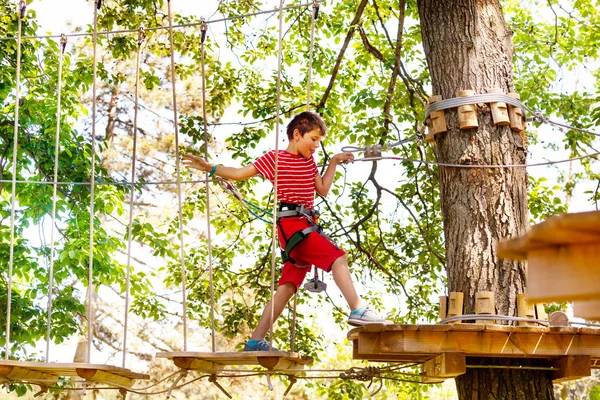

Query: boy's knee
left=331, top=254, right=348, bottom=269
left=277, top=282, right=297, bottom=296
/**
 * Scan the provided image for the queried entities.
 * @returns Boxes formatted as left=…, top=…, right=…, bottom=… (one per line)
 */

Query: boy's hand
left=331, top=152, right=354, bottom=165
left=182, top=153, right=212, bottom=173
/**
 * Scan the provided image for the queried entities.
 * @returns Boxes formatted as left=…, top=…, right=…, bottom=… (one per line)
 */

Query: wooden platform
left=348, top=324, right=600, bottom=382
left=497, top=211, right=600, bottom=304
left=0, top=360, right=149, bottom=388
left=156, top=351, right=313, bottom=373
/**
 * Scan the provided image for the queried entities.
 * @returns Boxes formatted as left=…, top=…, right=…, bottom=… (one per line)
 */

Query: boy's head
left=286, top=111, right=327, bottom=140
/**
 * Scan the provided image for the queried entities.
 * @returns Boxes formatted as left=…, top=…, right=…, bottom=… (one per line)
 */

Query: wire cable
left=0, top=2, right=314, bottom=42
left=122, top=26, right=145, bottom=369
left=46, top=33, right=67, bottom=363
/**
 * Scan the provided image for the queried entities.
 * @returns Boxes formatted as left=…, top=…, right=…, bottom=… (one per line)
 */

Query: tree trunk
left=417, top=0, right=554, bottom=398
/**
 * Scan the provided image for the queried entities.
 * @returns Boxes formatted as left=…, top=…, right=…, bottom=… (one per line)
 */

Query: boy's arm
left=182, top=154, right=259, bottom=181
left=314, top=152, right=354, bottom=196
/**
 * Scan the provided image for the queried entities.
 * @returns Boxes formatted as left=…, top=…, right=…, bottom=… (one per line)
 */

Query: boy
left=182, top=111, right=391, bottom=352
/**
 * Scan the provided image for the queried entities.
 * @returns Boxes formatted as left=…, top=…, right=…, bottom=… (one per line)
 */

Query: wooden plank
left=528, top=243, right=600, bottom=302
left=421, top=353, right=466, bottom=383
left=354, top=326, right=600, bottom=359
left=552, top=355, right=591, bottom=382
left=156, top=351, right=312, bottom=371
left=0, top=360, right=150, bottom=380
left=573, top=301, right=600, bottom=320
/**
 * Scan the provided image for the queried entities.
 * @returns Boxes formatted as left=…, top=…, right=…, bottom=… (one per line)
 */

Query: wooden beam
left=0, top=365, right=57, bottom=385
left=172, top=357, right=225, bottom=372
left=76, top=369, right=135, bottom=388
left=552, top=355, right=591, bottom=382
left=528, top=243, right=600, bottom=302
left=421, top=353, right=466, bottom=383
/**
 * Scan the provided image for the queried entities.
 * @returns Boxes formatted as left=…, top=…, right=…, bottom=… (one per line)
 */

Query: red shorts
left=277, top=217, right=346, bottom=290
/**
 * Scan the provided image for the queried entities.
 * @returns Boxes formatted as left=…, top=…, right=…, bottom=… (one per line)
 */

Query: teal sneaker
left=243, top=339, right=280, bottom=352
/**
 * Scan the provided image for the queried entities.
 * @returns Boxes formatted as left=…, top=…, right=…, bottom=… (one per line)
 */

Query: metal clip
left=363, top=144, right=383, bottom=161
left=200, top=17, right=208, bottom=44
left=137, top=27, right=146, bottom=47
left=60, top=34, right=67, bottom=54
left=19, top=0, right=26, bottom=18
left=312, top=0, right=320, bottom=20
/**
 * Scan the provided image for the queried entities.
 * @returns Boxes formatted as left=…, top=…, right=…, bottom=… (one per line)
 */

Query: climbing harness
left=277, top=203, right=323, bottom=268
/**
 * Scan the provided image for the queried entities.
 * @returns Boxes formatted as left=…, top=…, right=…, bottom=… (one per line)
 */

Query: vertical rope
left=166, top=0, right=188, bottom=351
left=87, top=0, right=100, bottom=363
left=199, top=19, right=216, bottom=353
left=46, top=34, right=67, bottom=362
left=290, top=0, right=319, bottom=353
left=268, top=0, right=286, bottom=351
left=305, top=0, right=318, bottom=111
left=122, top=27, right=145, bottom=368
left=5, top=0, right=25, bottom=360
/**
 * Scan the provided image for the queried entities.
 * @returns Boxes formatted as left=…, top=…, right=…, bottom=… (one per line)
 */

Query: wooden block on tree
left=487, top=88, right=510, bottom=126
left=428, top=95, right=447, bottom=135
left=476, top=291, right=495, bottom=324
left=552, top=355, right=591, bottom=383
left=421, top=353, right=466, bottom=383
left=448, top=292, right=464, bottom=324
left=439, top=295, right=448, bottom=320
left=456, top=90, right=478, bottom=129
left=507, top=92, right=524, bottom=136
left=517, top=294, right=536, bottom=326
left=535, top=303, right=548, bottom=321
left=573, top=301, right=600, bottom=321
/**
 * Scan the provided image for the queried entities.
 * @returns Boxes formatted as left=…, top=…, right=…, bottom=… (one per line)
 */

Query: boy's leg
left=330, top=255, right=361, bottom=310
left=330, top=254, right=392, bottom=326
left=250, top=282, right=296, bottom=340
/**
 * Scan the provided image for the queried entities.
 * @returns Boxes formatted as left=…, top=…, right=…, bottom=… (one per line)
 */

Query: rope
left=0, top=2, right=314, bottom=42
left=86, top=0, right=101, bottom=365
left=200, top=18, right=216, bottom=353
left=166, top=0, right=188, bottom=352
left=305, top=0, right=318, bottom=110
left=439, top=314, right=549, bottom=326
left=289, top=0, right=320, bottom=355
left=5, top=0, right=25, bottom=361
left=268, top=0, right=286, bottom=352
left=46, top=33, right=67, bottom=363
left=122, top=27, right=145, bottom=368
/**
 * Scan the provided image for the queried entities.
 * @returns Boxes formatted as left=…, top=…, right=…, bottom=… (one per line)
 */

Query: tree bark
left=417, top=0, right=553, bottom=398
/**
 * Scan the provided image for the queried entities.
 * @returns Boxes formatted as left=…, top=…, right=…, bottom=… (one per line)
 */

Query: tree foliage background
left=0, top=0, right=599, bottom=398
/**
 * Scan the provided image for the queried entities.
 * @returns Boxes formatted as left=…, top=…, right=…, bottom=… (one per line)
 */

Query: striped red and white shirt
left=253, top=150, right=318, bottom=209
